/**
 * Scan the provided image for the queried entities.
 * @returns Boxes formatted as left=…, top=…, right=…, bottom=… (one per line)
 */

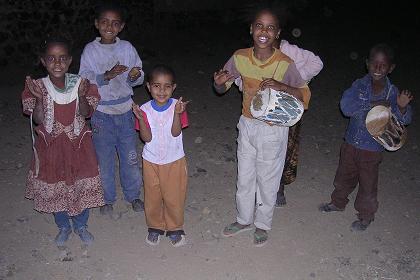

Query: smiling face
left=40, top=43, right=72, bottom=86
left=95, top=10, right=125, bottom=44
left=250, top=10, right=280, bottom=50
left=147, top=73, right=177, bottom=106
left=366, top=51, right=395, bottom=82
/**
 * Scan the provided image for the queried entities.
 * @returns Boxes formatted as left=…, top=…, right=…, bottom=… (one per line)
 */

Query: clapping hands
left=397, top=90, right=414, bottom=109
left=213, top=69, right=234, bottom=87
left=78, top=78, right=90, bottom=97
left=175, top=97, right=190, bottom=114
left=104, top=61, right=128, bottom=81
left=25, top=76, right=43, bottom=99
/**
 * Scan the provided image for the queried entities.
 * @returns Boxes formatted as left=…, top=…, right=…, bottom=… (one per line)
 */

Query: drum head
left=366, top=105, right=407, bottom=151
left=366, top=105, right=390, bottom=136
left=250, top=88, right=304, bottom=126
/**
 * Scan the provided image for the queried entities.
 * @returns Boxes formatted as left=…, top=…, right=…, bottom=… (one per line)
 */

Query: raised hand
left=128, top=67, right=142, bottom=82
left=132, top=103, right=143, bottom=120
left=25, top=76, right=43, bottom=99
left=213, top=69, right=234, bottom=86
left=174, top=97, right=190, bottom=114
left=104, top=61, right=128, bottom=81
left=78, top=78, right=90, bottom=97
left=397, top=90, right=414, bottom=109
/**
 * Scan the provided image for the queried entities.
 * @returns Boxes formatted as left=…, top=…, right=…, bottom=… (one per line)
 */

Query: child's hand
left=25, top=76, right=43, bottom=99
left=174, top=97, right=190, bottom=114
left=132, top=103, right=143, bottom=120
left=214, top=69, right=234, bottom=86
left=128, top=67, right=142, bottom=82
left=104, top=61, right=128, bottom=81
left=397, top=90, right=413, bottom=109
left=259, top=78, right=286, bottom=92
left=78, top=78, right=90, bottom=97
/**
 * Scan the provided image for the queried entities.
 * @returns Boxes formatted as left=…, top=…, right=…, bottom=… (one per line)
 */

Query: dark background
left=1, top=0, right=419, bottom=85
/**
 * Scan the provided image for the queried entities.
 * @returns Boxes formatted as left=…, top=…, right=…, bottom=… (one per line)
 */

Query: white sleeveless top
left=140, top=99, right=185, bottom=165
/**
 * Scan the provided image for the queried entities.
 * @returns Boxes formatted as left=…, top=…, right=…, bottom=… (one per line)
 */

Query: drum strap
left=385, top=85, right=393, bottom=101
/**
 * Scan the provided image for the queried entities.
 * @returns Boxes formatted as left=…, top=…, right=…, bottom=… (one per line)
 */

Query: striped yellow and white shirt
left=221, top=48, right=311, bottom=118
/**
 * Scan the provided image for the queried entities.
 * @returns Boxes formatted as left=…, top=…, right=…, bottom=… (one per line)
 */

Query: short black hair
left=369, top=43, right=395, bottom=64
left=248, top=2, right=290, bottom=28
left=41, top=33, right=72, bottom=56
left=95, top=0, right=127, bottom=22
left=147, top=64, right=176, bottom=84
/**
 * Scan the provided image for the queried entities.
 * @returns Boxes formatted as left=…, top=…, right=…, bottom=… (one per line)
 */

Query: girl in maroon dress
left=22, top=35, right=104, bottom=247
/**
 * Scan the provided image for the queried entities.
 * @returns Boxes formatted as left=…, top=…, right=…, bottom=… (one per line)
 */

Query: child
left=319, top=43, right=413, bottom=231
left=213, top=8, right=311, bottom=246
left=79, top=1, right=144, bottom=215
left=22, top=35, right=104, bottom=246
left=133, top=65, right=189, bottom=247
left=235, top=39, right=323, bottom=207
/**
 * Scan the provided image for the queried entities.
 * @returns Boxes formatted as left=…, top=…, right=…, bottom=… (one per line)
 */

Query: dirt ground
left=0, top=6, right=419, bottom=280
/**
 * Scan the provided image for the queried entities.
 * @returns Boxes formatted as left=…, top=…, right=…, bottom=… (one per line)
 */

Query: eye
left=59, top=56, right=69, bottom=62
left=255, top=23, right=262, bottom=28
left=112, top=21, right=121, bottom=28
left=45, top=56, right=54, bottom=63
left=267, top=25, right=275, bottom=30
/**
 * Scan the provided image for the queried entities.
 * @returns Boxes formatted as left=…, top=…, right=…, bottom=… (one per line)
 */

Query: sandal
left=221, top=222, right=252, bottom=237
left=253, top=228, right=268, bottom=247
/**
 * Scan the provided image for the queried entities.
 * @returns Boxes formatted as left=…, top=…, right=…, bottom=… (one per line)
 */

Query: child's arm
left=79, top=46, right=127, bottom=86
left=273, top=62, right=311, bottom=109
left=340, top=81, right=370, bottom=117
left=24, top=76, right=44, bottom=124
left=133, top=104, right=152, bottom=142
left=280, top=40, right=323, bottom=82
left=171, top=97, right=189, bottom=137
left=126, top=44, right=144, bottom=87
left=213, top=56, right=240, bottom=94
left=392, top=88, right=413, bottom=125
left=77, top=78, right=92, bottom=117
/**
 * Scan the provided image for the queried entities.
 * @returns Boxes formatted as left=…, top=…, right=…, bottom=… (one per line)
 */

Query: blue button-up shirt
left=340, top=75, right=412, bottom=152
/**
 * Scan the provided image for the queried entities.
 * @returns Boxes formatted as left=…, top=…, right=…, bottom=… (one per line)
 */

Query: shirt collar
left=151, top=98, right=173, bottom=112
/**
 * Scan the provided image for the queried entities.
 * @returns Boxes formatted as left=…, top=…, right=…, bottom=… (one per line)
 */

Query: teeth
left=258, top=36, right=268, bottom=43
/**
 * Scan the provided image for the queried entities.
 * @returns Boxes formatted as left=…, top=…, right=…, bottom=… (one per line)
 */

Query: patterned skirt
left=280, top=120, right=302, bottom=186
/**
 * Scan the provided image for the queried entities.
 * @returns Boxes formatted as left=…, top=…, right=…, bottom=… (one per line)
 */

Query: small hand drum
left=250, top=88, right=304, bottom=126
left=365, top=105, right=407, bottom=151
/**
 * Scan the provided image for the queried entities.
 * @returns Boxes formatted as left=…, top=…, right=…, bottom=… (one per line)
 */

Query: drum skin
left=366, top=105, right=407, bottom=151
left=250, top=88, right=304, bottom=126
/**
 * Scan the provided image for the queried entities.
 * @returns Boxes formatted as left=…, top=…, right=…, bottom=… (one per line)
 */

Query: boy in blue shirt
left=319, top=43, right=413, bottom=231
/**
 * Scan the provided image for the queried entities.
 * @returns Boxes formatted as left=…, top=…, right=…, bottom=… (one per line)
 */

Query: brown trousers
left=331, top=143, right=382, bottom=221
left=143, top=157, right=188, bottom=231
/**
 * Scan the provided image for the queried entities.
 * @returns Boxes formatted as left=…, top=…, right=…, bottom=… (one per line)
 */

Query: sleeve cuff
left=213, top=82, right=226, bottom=93
left=96, top=74, right=109, bottom=87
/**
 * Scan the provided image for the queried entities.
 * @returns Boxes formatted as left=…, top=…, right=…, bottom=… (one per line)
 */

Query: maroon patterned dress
left=22, top=75, right=104, bottom=216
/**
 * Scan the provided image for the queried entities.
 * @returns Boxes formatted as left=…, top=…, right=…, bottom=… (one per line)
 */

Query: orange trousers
left=143, top=157, right=188, bottom=231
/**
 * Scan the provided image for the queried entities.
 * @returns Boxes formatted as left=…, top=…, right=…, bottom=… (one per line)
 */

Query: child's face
left=366, top=51, right=395, bottom=82
left=40, top=43, right=72, bottom=80
left=95, top=10, right=125, bottom=44
left=250, top=11, right=280, bottom=50
left=147, top=74, right=177, bottom=106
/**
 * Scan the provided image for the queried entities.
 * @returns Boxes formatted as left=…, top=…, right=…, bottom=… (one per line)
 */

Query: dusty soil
left=0, top=6, right=419, bottom=280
